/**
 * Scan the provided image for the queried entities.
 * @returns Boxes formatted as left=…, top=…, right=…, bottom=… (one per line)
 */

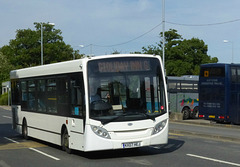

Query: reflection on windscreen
left=88, top=58, right=166, bottom=124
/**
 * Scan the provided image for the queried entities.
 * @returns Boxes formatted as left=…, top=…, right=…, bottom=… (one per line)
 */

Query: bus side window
left=70, top=75, right=85, bottom=117
left=11, top=80, right=21, bottom=105
left=37, top=80, right=46, bottom=112
left=57, top=77, right=69, bottom=116
left=46, top=79, right=57, bottom=113
left=21, top=81, right=28, bottom=110
left=76, top=87, right=82, bottom=106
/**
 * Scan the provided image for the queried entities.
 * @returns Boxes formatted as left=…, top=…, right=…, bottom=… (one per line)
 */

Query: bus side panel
left=21, top=112, right=66, bottom=146
left=178, top=93, right=198, bottom=112
left=168, top=93, right=177, bottom=113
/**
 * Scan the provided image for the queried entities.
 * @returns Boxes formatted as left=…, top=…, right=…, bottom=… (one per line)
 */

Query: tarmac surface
left=170, top=118, right=240, bottom=143
left=1, top=105, right=240, bottom=143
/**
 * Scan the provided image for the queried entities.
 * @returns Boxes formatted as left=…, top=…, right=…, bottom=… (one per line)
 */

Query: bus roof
left=10, top=58, right=86, bottom=79
left=10, top=54, right=160, bottom=79
left=167, top=75, right=199, bottom=81
left=201, top=63, right=240, bottom=67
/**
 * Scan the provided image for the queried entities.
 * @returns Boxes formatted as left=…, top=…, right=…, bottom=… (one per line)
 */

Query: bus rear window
left=200, top=67, right=225, bottom=77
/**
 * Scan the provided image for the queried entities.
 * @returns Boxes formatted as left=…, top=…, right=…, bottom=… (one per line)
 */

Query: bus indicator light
left=199, top=115, right=205, bottom=118
left=204, top=71, right=209, bottom=77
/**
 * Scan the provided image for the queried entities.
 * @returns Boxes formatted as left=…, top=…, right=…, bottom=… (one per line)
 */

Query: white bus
left=11, top=54, right=168, bottom=152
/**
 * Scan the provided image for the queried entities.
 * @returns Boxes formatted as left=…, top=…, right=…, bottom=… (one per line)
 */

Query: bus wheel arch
left=61, top=125, right=72, bottom=154
left=22, top=118, right=29, bottom=140
left=182, top=107, right=190, bottom=120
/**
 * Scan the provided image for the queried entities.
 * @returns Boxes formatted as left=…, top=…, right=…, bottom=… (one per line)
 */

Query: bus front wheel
left=62, top=129, right=72, bottom=154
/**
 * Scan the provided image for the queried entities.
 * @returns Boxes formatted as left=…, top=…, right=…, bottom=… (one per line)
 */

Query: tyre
left=192, top=107, right=199, bottom=119
left=182, top=108, right=190, bottom=120
left=22, top=120, right=29, bottom=140
left=62, top=128, right=72, bottom=154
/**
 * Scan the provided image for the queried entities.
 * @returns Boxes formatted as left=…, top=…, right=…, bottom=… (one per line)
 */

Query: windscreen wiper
left=139, top=113, right=156, bottom=121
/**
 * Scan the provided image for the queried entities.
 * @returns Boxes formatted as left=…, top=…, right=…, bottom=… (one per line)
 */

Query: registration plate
left=122, top=142, right=141, bottom=148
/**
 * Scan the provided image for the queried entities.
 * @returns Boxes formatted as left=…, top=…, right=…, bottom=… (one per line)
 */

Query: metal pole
left=7, top=85, right=9, bottom=106
left=41, top=23, right=43, bottom=65
left=162, top=0, right=165, bottom=71
left=232, top=42, right=234, bottom=63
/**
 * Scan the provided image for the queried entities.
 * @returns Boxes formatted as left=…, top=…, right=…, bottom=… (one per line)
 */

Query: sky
left=1, top=0, right=240, bottom=63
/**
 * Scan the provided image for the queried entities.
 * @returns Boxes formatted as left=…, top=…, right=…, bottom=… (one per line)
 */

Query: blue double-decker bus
left=198, top=63, right=240, bottom=124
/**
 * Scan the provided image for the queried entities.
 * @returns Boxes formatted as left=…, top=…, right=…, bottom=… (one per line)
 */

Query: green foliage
left=112, top=50, right=121, bottom=54
left=0, top=22, right=82, bottom=69
left=0, top=93, right=8, bottom=105
left=0, top=52, right=14, bottom=89
left=142, top=29, right=218, bottom=76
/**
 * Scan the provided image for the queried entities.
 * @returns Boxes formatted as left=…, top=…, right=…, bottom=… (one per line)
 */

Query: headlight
left=91, top=125, right=111, bottom=139
left=152, top=119, right=167, bottom=135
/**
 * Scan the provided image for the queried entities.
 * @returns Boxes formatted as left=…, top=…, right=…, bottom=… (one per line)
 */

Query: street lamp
left=162, top=0, right=165, bottom=71
left=41, top=22, right=55, bottom=65
left=223, top=40, right=234, bottom=63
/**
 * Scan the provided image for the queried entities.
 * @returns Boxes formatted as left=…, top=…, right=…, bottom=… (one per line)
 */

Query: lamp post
left=223, top=40, right=234, bottom=63
left=162, top=0, right=165, bottom=71
left=41, top=22, right=55, bottom=65
left=6, top=85, right=10, bottom=106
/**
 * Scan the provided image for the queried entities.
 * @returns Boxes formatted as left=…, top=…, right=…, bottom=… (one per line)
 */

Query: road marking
left=1, top=137, right=47, bottom=151
left=187, top=154, right=240, bottom=167
left=2, top=137, right=59, bottom=161
left=169, top=132, right=184, bottom=136
left=0, top=160, right=11, bottom=167
left=29, top=148, right=60, bottom=161
left=125, top=158, right=152, bottom=166
left=0, top=141, right=47, bottom=151
left=4, top=137, right=19, bottom=144
left=2, top=116, right=11, bottom=119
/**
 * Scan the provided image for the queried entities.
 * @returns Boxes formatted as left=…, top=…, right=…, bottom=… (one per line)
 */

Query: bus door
left=68, top=74, right=85, bottom=149
left=144, top=76, right=160, bottom=113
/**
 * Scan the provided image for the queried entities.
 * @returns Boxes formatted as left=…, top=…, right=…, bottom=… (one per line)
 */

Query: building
left=2, top=81, right=10, bottom=95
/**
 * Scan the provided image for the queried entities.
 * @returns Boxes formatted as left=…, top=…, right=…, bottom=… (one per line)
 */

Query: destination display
left=201, top=67, right=225, bottom=77
left=98, top=60, right=151, bottom=72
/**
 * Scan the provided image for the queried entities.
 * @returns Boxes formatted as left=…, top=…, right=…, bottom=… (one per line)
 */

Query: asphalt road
left=1, top=106, right=240, bottom=167
left=170, top=120, right=240, bottom=143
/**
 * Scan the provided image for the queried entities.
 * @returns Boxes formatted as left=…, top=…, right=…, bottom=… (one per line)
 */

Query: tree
left=0, top=52, right=14, bottom=90
left=112, top=50, right=121, bottom=54
left=0, top=22, right=82, bottom=69
left=142, top=29, right=218, bottom=76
